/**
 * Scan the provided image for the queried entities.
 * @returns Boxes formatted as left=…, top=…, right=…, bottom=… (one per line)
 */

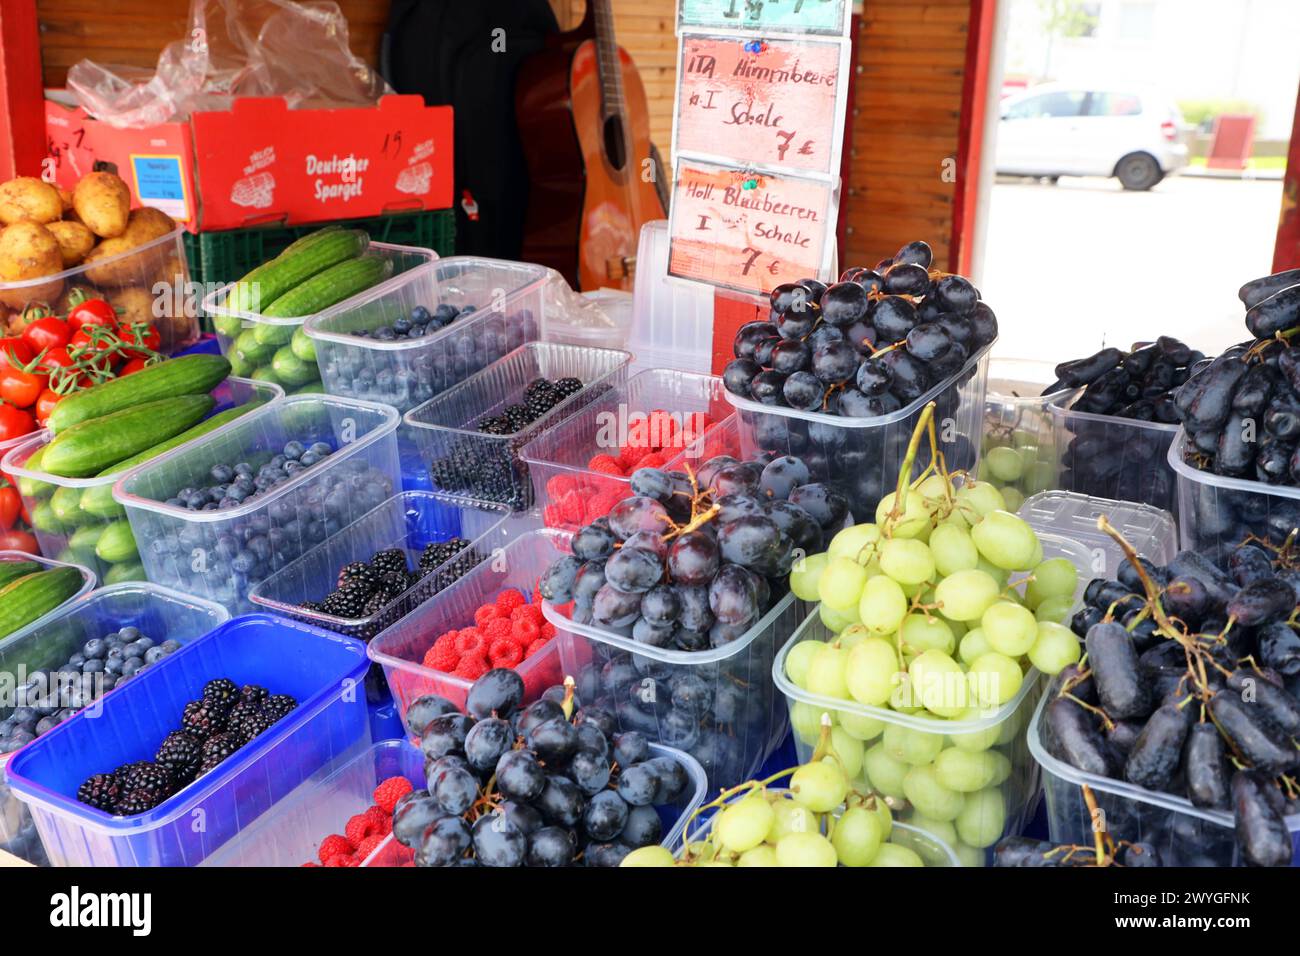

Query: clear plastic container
left=2, top=376, right=284, bottom=583
left=249, top=491, right=512, bottom=641
left=202, top=241, right=437, bottom=393
left=113, top=394, right=402, bottom=612
left=0, top=550, right=97, bottom=647
left=1169, top=428, right=1300, bottom=554
left=519, top=369, right=733, bottom=531
left=771, top=532, right=1092, bottom=866
left=304, top=257, right=546, bottom=413
left=536, top=529, right=801, bottom=791
left=368, top=529, right=568, bottom=729
left=627, top=220, right=715, bottom=375
left=3, top=614, right=372, bottom=867
left=1019, top=490, right=1179, bottom=578
left=723, top=343, right=992, bottom=525
left=0, top=226, right=199, bottom=354
left=1027, top=690, right=1298, bottom=866
left=403, top=342, right=633, bottom=511
left=203, top=738, right=706, bottom=866
left=1051, top=403, right=1179, bottom=518
left=0, top=582, right=229, bottom=865
left=979, top=358, right=1080, bottom=513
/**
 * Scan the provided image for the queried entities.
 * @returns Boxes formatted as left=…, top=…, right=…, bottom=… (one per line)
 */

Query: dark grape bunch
left=299, top=539, right=480, bottom=621
left=1046, top=529, right=1300, bottom=866
left=76, top=679, right=297, bottom=817
left=995, top=789, right=1165, bottom=867
left=721, top=239, right=998, bottom=417
left=394, top=671, right=692, bottom=867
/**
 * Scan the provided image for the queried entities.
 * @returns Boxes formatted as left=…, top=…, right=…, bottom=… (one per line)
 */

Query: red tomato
left=0, top=482, right=19, bottom=531
left=67, top=298, right=118, bottom=333
left=0, top=402, right=35, bottom=443
left=0, top=338, right=34, bottom=370
left=0, top=528, right=38, bottom=553
left=69, top=329, right=121, bottom=373
left=117, top=321, right=161, bottom=359
left=34, top=388, right=60, bottom=422
left=21, top=316, right=72, bottom=354
left=117, top=357, right=148, bottom=376
left=0, top=341, right=45, bottom=408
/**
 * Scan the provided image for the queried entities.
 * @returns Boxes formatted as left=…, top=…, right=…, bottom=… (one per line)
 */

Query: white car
left=996, top=84, right=1189, bottom=190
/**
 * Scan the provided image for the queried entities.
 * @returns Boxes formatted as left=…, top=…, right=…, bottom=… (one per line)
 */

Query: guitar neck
left=591, top=0, right=627, bottom=121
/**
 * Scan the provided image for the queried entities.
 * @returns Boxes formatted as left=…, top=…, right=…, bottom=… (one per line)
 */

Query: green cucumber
left=252, top=319, right=299, bottom=348
left=228, top=349, right=254, bottom=378
left=15, top=446, right=52, bottom=501
left=291, top=381, right=325, bottom=395
left=251, top=366, right=283, bottom=387
left=47, top=355, right=232, bottom=435
left=43, top=395, right=216, bottom=478
left=0, top=560, right=41, bottom=588
left=104, top=561, right=146, bottom=585
left=272, top=346, right=319, bottom=387
left=67, top=524, right=106, bottom=563
left=0, top=566, right=85, bottom=639
left=235, top=328, right=276, bottom=365
left=214, top=313, right=245, bottom=340
left=229, top=229, right=369, bottom=315
left=260, top=255, right=393, bottom=319
left=95, top=520, right=138, bottom=565
left=50, top=486, right=86, bottom=526
left=291, top=324, right=317, bottom=363
left=31, top=502, right=69, bottom=534
left=79, top=400, right=270, bottom=519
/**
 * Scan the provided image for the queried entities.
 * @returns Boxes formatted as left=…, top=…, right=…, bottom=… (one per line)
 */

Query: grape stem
left=882, top=401, right=938, bottom=539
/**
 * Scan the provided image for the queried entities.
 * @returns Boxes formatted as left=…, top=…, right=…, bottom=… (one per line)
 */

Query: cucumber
left=272, top=346, right=319, bottom=387
left=251, top=366, right=283, bottom=387
left=95, top=520, right=138, bottom=565
left=79, top=400, right=270, bottom=519
left=229, top=229, right=369, bottom=315
left=43, top=395, right=216, bottom=478
left=50, top=485, right=86, bottom=526
left=292, top=381, right=326, bottom=395
left=291, top=324, right=317, bottom=363
left=228, top=349, right=254, bottom=378
left=15, top=446, right=52, bottom=500
left=0, top=566, right=85, bottom=639
left=67, top=524, right=106, bottom=563
left=46, top=355, right=232, bottom=435
left=104, top=561, right=146, bottom=585
left=214, top=313, right=244, bottom=340
left=31, top=501, right=69, bottom=534
left=252, top=319, right=299, bottom=349
left=235, top=328, right=276, bottom=365
left=261, top=256, right=393, bottom=319
left=0, top=560, right=41, bottom=588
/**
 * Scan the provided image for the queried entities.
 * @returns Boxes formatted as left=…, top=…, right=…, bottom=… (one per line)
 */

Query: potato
left=82, top=206, right=176, bottom=286
left=0, top=177, right=63, bottom=225
left=54, top=283, right=99, bottom=315
left=0, top=221, right=65, bottom=307
left=46, top=220, right=96, bottom=267
left=56, top=185, right=74, bottom=216
left=73, top=172, right=130, bottom=238
left=122, top=206, right=175, bottom=244
left=108, top=286, right=158, bottom=327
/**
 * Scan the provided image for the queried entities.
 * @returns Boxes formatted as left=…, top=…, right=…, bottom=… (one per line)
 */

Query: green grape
left=620, top=845, right=675, bottom=866
left=967, top=651, right=1023, bottom=707
left=846, top=636, right=902, bottom=706
left=1022, top=460, right=1055, bottom=495
left=1028, top=620, right=1082, bottom=675
left=898, top=578, right=929, bottom=600
left=768, top=795, right=818, bottom=840
left=1000, top=487, right=1025, bottom=512
left=883, top=723, right=944, bottom=765
left=955, top=787, right=1006, bottom=848
left=984, top=445, right=1024, bottom=483
left=933, top=569, right=1000, bottom=621
left=863, top=742, right=909, bottom=798
left=917, top=473, right=955, bottom=504
left=908, top=649, right=969, bottom=717
left=958, top=627, right=992, bottom=666
left=933, top=747, right=1002, bottom=792
left=1025, top=556, right=1078, bottom=607
left=819, top=556, right=869, bottom=611
left=696, top=859, right=735, bottom=867
left=806, top=641, right=851, bottom=699
left=875, top=491, right=930, bottom=538
left=905, top=812, right=958, bottom=847
left=981, top=601, right=1038, bottom=657
left=775, top=832, right=838, bottom=867
left=828, top=523, right=881, bottom=561
left=789, top=701, right=826, bottom=745
left=859, top=574, right=908, bottom=635
left=684, top=841, right=717, bottom=861
left=839, top=710, right=886, bottom=741
left=948, top=711, right=1002, bottom=752
left=785, top=639, right=823, bottom=687
left=828, top=726, right=865, bottom=779
left=970, top=510, right=1038, bottom=570
left=790, top=551, right=829, bottom=601
left=830, top=805, right=883, bottom=866
left=975, top=556, right=1011, bottom=587
left=837, top=624, right=870, bottom=650
left=736, top=845, right=779, bottom=867
left=869, top=843, right=925, bottom=867
left=869, top=795, right=893, bottom=839
left=879, top=537, right=936, bottom=586
left=900, top=613, right=955, bottom=655
left=820, top=601, right=860, bottom=632
left=790, top=760, right=849, bottom=812
left=715, top=794, right=776, bottom=853
left=1034, top=595, right=1074, bottom=624
left=986, top=750, right=1012, bottom=786
left=953, top=841, right=988, bottom=868
left=903, top=765, right=965, bottom=821
left=954, top=480, right=1005, bottom=521
left=888, top=672, right=924, bottom=714
left=929, top=523, right=979, bottom=577
left=1027, top=536, right=1043, bottom=567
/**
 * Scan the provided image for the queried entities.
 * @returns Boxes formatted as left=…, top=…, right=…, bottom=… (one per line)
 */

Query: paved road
left=980, top=174, right=1285, bottom=365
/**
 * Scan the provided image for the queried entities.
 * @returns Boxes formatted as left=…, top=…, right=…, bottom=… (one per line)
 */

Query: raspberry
left=424, top=642, right=459, bottom=672
left=301, top=862, right=320, bottom=867
left=364, top=804, right=392, bottom=834
left=454, top=628, right=485, bottom=656
left=636, top=452, right=667, bottom=470
left=453, top=653, right=488, bottom=680
left=433, top=630, right=458, bottom=654
left=318, top=833, right=354, bottom=863
left=589, top=454, right=625, bottom=476
left=373, top=776, right=414, bottom=813
left=512, top=617, right=541, bottom=644
left=526, top=638, right=550, bottom=658
left=484, top=618, right=513, bottom=642
left=489, top=637, right=524, bottom=668
left=326, top=854, right=360, bottom=867
left=542, top=503, right=564, bottom=527
left=559, top=490, right=585, bottom=524
left=584, top=491, right=622, bottom=524
left=345, top=812, right=376, bottom=846
left=541, top=621, right=556, bottom=640
left=495, top=589, right=527, bottom=614
left=474, top=604, right=499, bottom=628
left=511, top=603, right=544, bottom=626
left=648, top=410, right=679, bottom=448
left=546, top=474, right=578, bottom=499
left=355, top=834, right=385, bottom=862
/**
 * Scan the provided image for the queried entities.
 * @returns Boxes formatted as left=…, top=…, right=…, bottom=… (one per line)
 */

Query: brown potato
left=73, top=172, right=130, bottom=238
left=82, top=206, right=177, bottom=286
left=56, top=185, right=74, bottom=216
left=121, top=206, right=175, bottom=245
left=0, top=177, right=63, bottom=225
left=46, top=220, right=96, bottom=267
left=0, top=221, right=64, bottom=306
left=108, top=286, right=158, bottom=327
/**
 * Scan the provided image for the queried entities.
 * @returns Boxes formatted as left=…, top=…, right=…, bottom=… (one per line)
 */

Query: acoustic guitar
left=516, top=0, right=667, bottom=291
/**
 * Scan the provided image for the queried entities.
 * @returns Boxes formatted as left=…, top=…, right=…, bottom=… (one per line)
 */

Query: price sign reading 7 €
left=668, top=159, right=836, bottom=295
left=676, top=33, right=847, bottom=175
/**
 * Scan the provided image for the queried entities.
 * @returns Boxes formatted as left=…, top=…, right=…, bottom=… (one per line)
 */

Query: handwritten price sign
left=678, top=0, right=850, bottom=36
left=668, top=159, right=835, bottom=295
left=676, top=34, right=846, bottom=175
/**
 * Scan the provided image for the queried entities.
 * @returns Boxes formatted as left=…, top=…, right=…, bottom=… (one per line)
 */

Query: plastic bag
left=67, top=0, right=392, bottom=128
left=539, top=269, right=632, bottom=351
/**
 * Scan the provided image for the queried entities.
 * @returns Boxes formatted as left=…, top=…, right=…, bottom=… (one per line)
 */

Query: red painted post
left=0, top=0, right=45, bottom=181
left=1273, top=80, right=1300, bottom=273
left=950, top=0, right=998, bottom=276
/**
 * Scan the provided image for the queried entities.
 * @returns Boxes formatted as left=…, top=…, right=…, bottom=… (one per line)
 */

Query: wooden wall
left=34, top=0, right=970, bottom=267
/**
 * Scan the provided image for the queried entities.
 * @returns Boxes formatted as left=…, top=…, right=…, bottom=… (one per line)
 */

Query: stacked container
left=1051, top=403, right=1179, bottom=518
left=1019, top=489, right=1179, bottom=577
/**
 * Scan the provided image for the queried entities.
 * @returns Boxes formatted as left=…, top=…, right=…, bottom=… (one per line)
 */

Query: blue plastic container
left=4, top=614, right=371, bottom=867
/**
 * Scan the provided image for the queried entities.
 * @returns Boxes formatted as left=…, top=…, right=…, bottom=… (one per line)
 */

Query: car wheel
left=1115, top=153, right=1162, bottom=191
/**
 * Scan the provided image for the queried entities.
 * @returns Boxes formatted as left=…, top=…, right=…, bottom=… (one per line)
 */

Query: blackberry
left=115, top=788, right=163, bottom=816
left=263, top=694, right=297, bottom=720
left=554, top=377, right=582, bottom=397
left=181, top=699, right=229, bottom=739
left=118, top=762, right=174, bottom=804
left=363, top=589, right=397, bottom=616
left=201, top=678, right=239, bottom=710
left=419, top=537, right=470, bottom=572
left=154, top=731, right=203, bottom=783
left=370, top=548, right=409, bottom=577
left=77, top=772, right=120, bottom=812
left=234, top=710, right=274, bottom=744
left=199, top=732, right=241, bottom=772
left=240, top=684, right=269, bottom=704
left=337, top=561, right=370, bottom=589
left=225, top=699, right=263, bottom=735
left=320, top=583, right=369, bottom=618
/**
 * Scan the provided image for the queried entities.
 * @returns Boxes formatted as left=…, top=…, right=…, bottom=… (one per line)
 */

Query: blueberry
left=434, top=304, right=459, bottom=325
left=68, top=653, right=85, bottom=667
left=411, top=305, right=432, bottom=325
left=82, top=638, right=107, bottom=660
left=234, top=462, right=254, bottom=477
left=283, top=441, right=306, bottom=460
left=120, top=658, right=144, bottom=678
left=122, top=642, right=147, bottom=660
left=309, top=442, right=332, bottom=458
left=81, top=659, right=105, bottom=674
left=232, top=551, right=257, bottom=574
left=284, top=461, right=303, bottom=476
left=299, top=451, right=320, bottom=467
left=392, top=318, right=412, bottom=335
left=160, top=640, right=181, bottom=653
left=210, top=464, right=234, bottom=484
left=131, top=637, right=155, bottom=652
left=145, top=647, right=166, bottom=664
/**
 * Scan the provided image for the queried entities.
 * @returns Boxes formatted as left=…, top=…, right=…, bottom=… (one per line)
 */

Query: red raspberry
left=454, top=628, right=485, bottom=656
left=541, top=621, right=556, bottom=640
left=559, top=490, right=585, bottom=524
left=423, top=642, right=459, bottom=673
left=345, top=812, right=376, bottom=846
left=648, top=410, right=679, bottom=447
left=364, top=804, right=392, bottom=834
left=512, top=617, right=541, bottom=644
left=636, top=452, right=668, bottom=470
left=323, top=855, right=352, bottom=867
left=542, top=503, right=564, bottom=527
left=495, top=589, right=527, bottom=614
left=433, top=629, right=458, bottom=654
left=474, top=604, right=499, bottom=628
left=318, top=833, right=354, bottom=863
left=373, top=776, right=414, bottom=813
left=301, top=861, right=320, bottom=867
left=355, top=834, right=385, bottom=862
left=546, top=474, right=578, bottom=499
left=489, top=637, right=524, bottom=668
left=589, top=454, right=625, bottom=476
left=453, top=653, right=488, bottom=680
left=511, top=603, right=544, bottom=626
left=526, top=638, right=550, bottom=658
left=484, top=618, right=513, bottom=642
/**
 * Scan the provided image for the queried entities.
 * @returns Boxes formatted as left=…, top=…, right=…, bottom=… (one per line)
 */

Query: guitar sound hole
left=603, top=114, right=627, bottom=171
